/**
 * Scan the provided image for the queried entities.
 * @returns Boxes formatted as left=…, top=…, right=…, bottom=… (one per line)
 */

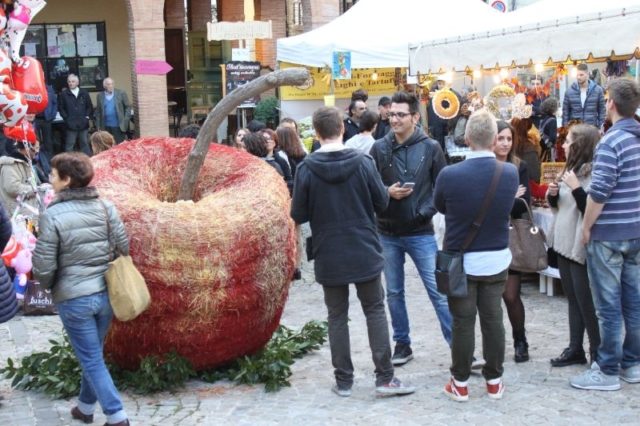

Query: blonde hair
left=90, top=131, right=115, bottom=154
left=466, top=109, right=497, bottom=148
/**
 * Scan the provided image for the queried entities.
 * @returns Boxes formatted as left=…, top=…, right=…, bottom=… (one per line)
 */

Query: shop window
left=20, top=22, right=108, bottom=93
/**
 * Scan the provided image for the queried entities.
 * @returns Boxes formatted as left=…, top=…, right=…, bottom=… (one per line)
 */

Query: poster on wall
left=76, top=23, right=104, bottom=57
left=224, top=61, right=261, bottom=107
left=332, top=51, right=351, bottom=80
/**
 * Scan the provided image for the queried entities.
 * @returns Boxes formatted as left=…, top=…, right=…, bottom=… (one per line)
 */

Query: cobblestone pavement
left=2, top=254, right=640, bottom=425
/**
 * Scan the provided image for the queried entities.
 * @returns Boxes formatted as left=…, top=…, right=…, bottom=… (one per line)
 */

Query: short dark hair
left=313, top=107, right=343, bottom=140
left=279, top=117, right=298, bottom=131
left=358, top=110, right=379, bottom=133
left=607, top=78, right=640, bottom=117
left=391, top=91, right=419, bottom=114
left=378, top=96, right=391, bottom=107
left=247, top=120, right=266, bottom=133
left=577, top=63, right=589, bottom=72
left=243, top=132, right=268, bottom=157
left=178, top=124, right=200, bottom=138
left=351, top=88, right=368, bottom=102
left=540, top=97, right=559, bottom=116
left=51, top=152, right=94, bottom=188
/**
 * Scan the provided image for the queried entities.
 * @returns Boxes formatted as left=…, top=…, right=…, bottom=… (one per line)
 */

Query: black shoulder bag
left=436, top=162, right=504, bottom=298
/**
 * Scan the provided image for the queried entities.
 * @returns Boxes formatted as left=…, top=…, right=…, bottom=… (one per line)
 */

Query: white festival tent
left=409, top=0, right=640, bottom=74
left=276, top=0, right=507, bottom=69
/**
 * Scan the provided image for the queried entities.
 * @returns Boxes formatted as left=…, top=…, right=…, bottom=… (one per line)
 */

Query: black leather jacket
left=369, top=128, right=446, bottom=236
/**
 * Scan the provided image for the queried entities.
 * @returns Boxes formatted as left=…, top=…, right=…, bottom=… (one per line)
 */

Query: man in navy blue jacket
left=35, top=84, right=57, bottom=175
left=434, top=109, right=518, bottom=401
left=562, top=63, right=606, bottom=128
left=291, top=106, right=414, bottom=398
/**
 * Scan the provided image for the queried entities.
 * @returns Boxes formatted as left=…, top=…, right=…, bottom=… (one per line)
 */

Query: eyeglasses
left=388, top=112, right=412, bottom=119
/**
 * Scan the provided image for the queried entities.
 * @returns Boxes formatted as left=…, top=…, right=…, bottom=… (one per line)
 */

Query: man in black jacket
left=373, top=96, right=391, bottom=140
left=58, top=74, right=93, bottom=155
left=343, top=99, right=367, bottom=142
left=291, top=106, right=415, bottom=398
left=369, top=91, right=451, bottom=366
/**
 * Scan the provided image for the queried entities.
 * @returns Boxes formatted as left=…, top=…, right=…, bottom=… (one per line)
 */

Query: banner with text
left=280, top=62, right=401, bottom=101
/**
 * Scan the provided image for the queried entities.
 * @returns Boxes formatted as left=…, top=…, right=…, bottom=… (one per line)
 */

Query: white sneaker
left=331, top=384, right=352, bottom=397
left=375, top=377, right=416, bottom=396
left=621, top=365, right=640, bottom=383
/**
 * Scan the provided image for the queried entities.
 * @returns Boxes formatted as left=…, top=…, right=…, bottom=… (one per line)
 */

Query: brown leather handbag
left=509, top=199, right=548, bottom=273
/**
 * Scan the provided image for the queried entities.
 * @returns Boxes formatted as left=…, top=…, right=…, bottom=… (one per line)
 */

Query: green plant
left=253, top=96, right=279, bottom=124
left=200, top=320, right=328, bottom=392
left=0, top=335, right=82, bottom=399
left=110, top=350, right=196, bottom=394
left=1, top=321, right=328, bottom=398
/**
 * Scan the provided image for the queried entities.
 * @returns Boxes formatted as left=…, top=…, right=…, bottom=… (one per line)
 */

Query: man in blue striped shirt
left=571, top=78, right=640, bottom=391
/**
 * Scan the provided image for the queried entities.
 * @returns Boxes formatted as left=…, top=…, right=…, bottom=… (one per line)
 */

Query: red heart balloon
left=3, top=120, right=36, bottom=143
left=12, top=56, right=48, bottom=114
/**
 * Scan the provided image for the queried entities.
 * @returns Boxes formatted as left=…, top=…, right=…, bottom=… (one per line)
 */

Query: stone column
left=128, top=0, right=169, bottom=137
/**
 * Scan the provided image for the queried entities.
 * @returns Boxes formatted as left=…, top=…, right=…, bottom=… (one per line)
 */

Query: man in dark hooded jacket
left=291, top=106, right=415, bottom=398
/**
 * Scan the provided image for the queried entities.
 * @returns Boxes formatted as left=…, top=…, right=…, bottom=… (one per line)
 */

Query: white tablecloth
left=532, top=207, right=554, bottom=239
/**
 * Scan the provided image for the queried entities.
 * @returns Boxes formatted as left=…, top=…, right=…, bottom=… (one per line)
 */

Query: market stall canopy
left=409, top=0, right=640, bottom=74
left=276, top=0, right=506, bottom=69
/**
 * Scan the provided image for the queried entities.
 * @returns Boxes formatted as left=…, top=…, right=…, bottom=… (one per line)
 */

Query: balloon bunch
left=1, top=215, right=36, bottom=299
left=0, top=0, right=47, bottom=141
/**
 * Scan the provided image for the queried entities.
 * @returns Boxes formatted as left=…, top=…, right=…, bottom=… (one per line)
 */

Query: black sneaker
left=514, top=340, right=529, bottom=363
left=292, top=268, right=302, bottom=280
left=550, top=347, right=587, bottom=367
left=392, top=343, right=413, bottom=366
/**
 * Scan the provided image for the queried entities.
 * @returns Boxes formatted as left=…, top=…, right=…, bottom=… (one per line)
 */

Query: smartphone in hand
left=401, top=182, right=415, bottom=189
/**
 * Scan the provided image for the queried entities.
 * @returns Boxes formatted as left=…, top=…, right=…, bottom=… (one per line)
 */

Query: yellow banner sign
left=280, top=62, right=401, bottom=100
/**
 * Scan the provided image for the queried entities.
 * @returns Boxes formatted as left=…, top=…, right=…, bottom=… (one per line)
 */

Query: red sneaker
left=444, top=377, right=469, bottom=402
left=487, top=378, right=505, bottom=399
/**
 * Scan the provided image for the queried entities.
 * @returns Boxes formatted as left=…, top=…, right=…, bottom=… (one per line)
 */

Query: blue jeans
left=587, top=239, right=640, bottom=375
left=380, top=234, right=452, bottom=346
left=57, top=292, right=127, bottom=424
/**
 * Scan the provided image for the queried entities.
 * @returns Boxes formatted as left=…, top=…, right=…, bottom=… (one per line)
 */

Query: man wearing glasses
left=369, top=91, right=451, bottom=366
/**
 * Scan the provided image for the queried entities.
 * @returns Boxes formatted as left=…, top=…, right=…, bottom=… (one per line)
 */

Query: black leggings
left=556, top=254, right=600, bottom=353
left=503, top=273, right=526, bottom=340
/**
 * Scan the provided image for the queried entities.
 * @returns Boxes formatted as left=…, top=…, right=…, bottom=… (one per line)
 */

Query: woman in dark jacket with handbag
left=33, top=153, right=130, bottom=426
left=494, top=120, right=532, bottom=363
left=0, top=203, right=18, bottom=324
left=546, top=124, right=600, bottom=367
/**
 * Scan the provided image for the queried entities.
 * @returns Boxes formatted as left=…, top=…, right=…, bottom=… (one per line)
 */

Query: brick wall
left=189, top=0, right=212, bottom=31
left=219, top=0, right=244, bottom=21
left=165, top=0, right=185, bottom=28
left=255, top=0, right=286, bottom=70
left=303, top=0, right=340, bottom=31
